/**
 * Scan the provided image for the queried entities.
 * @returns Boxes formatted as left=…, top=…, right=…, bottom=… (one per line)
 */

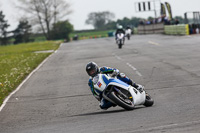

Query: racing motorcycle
left=116, top=33, right=125, bottom=49
left=93, top=73, right=154, bottom=110
left=125, top=29, right=132, bottom=40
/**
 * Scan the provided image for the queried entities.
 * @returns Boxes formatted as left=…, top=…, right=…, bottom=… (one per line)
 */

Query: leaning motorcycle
left=116, top=33, right=125, bottom=49
left=93, top=73, right=154, bottom=110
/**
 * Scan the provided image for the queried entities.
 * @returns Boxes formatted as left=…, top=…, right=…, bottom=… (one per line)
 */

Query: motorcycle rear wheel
left=109, top=91, right=134, bottom=110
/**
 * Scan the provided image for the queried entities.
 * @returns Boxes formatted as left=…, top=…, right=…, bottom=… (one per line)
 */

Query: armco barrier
left=164, top=24, right=189, bottom=35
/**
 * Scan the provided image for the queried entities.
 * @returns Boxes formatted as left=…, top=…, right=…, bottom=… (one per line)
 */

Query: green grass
left=70, top=30, right=115, bottom=40
left=0, top=41, right=61, bottom=105
left=29, top=30, right=115, bottom=42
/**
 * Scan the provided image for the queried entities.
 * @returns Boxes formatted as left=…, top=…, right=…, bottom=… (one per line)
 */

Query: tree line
left=85, top=11, right=143, bottom=30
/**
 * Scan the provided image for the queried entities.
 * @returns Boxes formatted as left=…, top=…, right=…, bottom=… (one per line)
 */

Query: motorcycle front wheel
left=143, top=93, right=154, bottom=107
left=118, top=43, right=122, bottom=49
left=109, top=91, right=134, bottom=110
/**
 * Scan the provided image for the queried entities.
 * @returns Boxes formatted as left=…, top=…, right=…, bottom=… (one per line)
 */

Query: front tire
left=109, top=91, right=134, bottom=110
left=118, top=40, right=122, bottom=49
left=118, top=43, right=122, bottom=49
left=144, top=93, right=154, bottom=107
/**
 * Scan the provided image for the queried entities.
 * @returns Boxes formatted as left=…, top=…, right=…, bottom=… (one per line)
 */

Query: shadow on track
left=69, top=106, right=144, bottom=117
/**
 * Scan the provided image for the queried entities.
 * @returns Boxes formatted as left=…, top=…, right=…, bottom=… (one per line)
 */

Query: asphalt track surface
left=0, top=34, right=200, bottom=133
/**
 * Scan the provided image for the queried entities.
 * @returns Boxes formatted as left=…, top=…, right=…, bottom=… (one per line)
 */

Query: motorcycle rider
left=86, top=62, right=144, bottom=110
left=125, top=25, right=132, bottom=39
left=126, top=25, right=132, bottom=33
left=115, top=25, right=125, bottom=40
left=126, top=25, right=131, bottom=30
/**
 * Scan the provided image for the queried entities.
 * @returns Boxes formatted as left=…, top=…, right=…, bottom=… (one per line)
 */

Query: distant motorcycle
left=93, top=73, right=154, bottom=110
left=125, top=29, right=132, bottom=40
left=116, top=33, right=125, bottom=49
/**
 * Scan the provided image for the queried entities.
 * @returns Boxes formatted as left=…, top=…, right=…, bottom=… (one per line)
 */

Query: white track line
left=113, top=53, right=142, bottom=77
left=126, top=63, right=142, bottom=77
left=0, top=48, right=59, bottom=112
left=148, top=41, right=160, bottom=46
left=60, top=43, right=64, bottom=47
left=112, top=53, right=122, bottom=60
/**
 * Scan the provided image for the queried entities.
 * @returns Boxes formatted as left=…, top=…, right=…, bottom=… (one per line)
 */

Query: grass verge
left=0, top=41, right=61, bottom=105
left=70, top=30, right=115, bottom=40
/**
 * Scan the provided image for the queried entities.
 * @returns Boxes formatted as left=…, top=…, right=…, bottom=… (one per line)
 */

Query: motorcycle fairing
left=93, top=74, right=146, bottom=105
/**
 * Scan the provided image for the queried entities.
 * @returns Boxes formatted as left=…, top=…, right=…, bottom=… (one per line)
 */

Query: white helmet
left=118, top=25, right=123, bottom=29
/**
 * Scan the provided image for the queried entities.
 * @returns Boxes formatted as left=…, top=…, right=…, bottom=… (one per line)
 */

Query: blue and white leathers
left=88, top=67, right=132, bottom=96
left=93, top=74, right=146, bottom=107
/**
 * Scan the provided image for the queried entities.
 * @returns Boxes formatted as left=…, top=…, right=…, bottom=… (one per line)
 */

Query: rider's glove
left=112, top=69, right=119, bottom=77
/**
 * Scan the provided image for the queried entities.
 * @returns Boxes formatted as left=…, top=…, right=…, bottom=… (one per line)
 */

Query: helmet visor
left=88, top=68, right=96, bottom=76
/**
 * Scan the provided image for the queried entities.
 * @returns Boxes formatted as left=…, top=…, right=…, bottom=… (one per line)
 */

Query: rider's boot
left=129, top=79, right=144, bottom=93
left=117, top=73, right=144, bottom=93
left=99, top=98, right=116, bottom=110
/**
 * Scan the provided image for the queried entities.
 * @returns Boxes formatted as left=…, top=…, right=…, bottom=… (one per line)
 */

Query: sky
left=1, top=0, right=200, bottom=30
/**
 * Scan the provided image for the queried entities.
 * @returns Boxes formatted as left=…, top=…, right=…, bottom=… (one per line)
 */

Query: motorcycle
left=116, top=33, right=125, bottom=49
left=93, top=73, right=154, bottom=110
left=125, top=29, right=132, bottom=40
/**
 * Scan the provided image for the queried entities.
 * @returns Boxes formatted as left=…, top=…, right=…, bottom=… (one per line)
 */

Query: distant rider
left=126, top=25, right=131, bottom=30
left=86, top=62, right=144, bottom=110
left=125, top=25, right=132, bottom=38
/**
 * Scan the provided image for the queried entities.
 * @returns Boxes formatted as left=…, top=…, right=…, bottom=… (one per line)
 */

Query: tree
left=16, top=0, right=72, bottom=40
left=129, top=17, right=142, bottom=27
left=50, top=20, right=73, bottom=41
left=13, top=20, right=32, bottom=44
left=0, top=11, right=10, bottom=45
left=107, top=17, right=142, bottom=29
left=104, top=21, right=117, bottom=30
left=102, top=16, right=143, bottom=30
left=116, top=17, right=131, bottom=28
left=85, top=11, right=115, bottom=30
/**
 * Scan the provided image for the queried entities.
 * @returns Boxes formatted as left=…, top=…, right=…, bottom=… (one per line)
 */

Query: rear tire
left=144, top=93, right=154, bottom=107
left=109, top=91, right=134, bottom=110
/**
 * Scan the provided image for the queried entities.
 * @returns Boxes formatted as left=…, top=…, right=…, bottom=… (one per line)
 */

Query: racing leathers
left=115, top=29, right=125, bottom=40
left=88, top=66, right=140, bottom=110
